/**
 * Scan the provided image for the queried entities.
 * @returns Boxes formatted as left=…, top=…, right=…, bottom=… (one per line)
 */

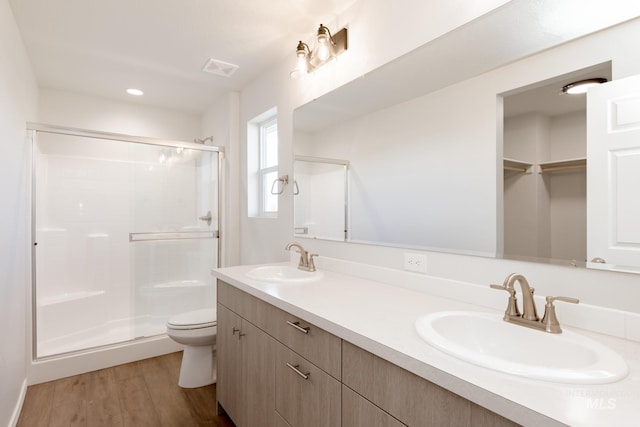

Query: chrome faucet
left=285, top=242, right=317, bottom=272
left=491, top=273, right=579, bottom=333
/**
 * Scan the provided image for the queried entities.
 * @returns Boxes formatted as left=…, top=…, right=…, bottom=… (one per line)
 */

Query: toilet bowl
left=166, top=308, right=217, bottom=388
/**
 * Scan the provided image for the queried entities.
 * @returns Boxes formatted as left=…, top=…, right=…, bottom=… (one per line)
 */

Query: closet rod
left=540, top=164, right=586, bottom=173
left=504, top=165, right=528, bottom=173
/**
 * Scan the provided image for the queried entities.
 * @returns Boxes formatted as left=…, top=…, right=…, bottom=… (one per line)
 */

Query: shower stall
left=29, top=124, right=222, bottom=361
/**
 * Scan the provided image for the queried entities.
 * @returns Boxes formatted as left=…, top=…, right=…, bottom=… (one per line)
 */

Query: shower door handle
left=198, top=211, right=212, bottom=226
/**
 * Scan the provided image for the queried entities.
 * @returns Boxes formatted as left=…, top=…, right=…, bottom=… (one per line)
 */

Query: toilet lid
left=167, top=308, right=217, bottom=329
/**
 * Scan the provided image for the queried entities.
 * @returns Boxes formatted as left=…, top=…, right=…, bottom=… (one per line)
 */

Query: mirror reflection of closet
left=293, top=156, right=349, bottom=242
left=502, top=62, right=612, bottom=264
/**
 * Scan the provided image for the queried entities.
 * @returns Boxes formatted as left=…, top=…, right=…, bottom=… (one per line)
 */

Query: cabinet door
left=342, top=342, right=519, bottom=427
left=216, top=304, right=243, bottom=425
left=242, top=319, right=276, bottom=427
left=342, top=385, right=406, bottom=427
left=342, top=341, right=471, bottom=426
left=275, top=342, right=341, bottom=427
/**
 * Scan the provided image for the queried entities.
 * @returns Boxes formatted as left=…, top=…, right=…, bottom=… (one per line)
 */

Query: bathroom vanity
left=212, top=260, right=640, bottom=427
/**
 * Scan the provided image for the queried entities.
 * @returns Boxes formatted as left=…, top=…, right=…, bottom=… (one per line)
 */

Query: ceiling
left=503, top=62, right=613, bottom=118
left=9, top=0, right=356, bottom=114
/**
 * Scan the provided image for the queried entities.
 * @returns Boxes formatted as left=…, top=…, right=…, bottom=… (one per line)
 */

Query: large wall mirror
left=293, top=0, right=640, bottom=273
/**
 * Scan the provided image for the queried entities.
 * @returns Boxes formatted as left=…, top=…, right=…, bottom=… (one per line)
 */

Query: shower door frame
left=27, top=122, right=224, bottom=361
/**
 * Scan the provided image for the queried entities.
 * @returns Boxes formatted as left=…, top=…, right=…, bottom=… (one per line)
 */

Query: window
left=247, top=108, right=278, bottom=218
left=259, top=118, right=278, bottom=215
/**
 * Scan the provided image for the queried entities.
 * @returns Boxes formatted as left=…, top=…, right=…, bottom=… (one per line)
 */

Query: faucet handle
left=489, top=284, right=520, bottom=318
left=308, top=254, right=318, bottom=272
left=541, top=296, right=579, bottom=333
left=547, top=296, right=579, bottom=305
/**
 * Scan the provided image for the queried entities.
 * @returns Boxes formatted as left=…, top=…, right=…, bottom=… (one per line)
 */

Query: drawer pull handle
left=286, top=363, right=310, bottom=380
left=286, top=320, right=310, bottom=334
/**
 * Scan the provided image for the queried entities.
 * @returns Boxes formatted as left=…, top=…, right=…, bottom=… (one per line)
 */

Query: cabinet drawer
left=218, top=280, right=341, bottom=379
left=342, top=385, right=406, bottom=427
left=342, top=342, right=519, bottom=427
left=267, top=305, right=341, bottom=379
left=275, top=342, right=341, bottom=427
left=217, top=280, right=270, bottom=331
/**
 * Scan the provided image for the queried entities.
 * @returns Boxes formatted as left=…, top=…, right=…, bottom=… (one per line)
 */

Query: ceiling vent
left=201, top=58, right=239, bottom=77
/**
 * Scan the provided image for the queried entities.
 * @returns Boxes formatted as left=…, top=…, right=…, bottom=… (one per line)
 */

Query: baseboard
left=9, top=378, right=28, bottom=427
left=28, top=335, right=182, bottom=385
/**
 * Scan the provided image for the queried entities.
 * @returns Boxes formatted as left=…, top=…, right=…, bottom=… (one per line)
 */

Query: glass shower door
left=33, top=128, right=220, bottom=358
left=128, top=144, right=219, bottom=338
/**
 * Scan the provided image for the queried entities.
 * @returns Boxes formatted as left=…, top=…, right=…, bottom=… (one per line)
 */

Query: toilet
left=166, top=308, right=217, bottom=388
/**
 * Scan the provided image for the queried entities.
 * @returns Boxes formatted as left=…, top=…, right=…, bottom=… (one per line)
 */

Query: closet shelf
left=538, top=158, right=586, bottom=173
left=503, top=158, right=532, bottom=173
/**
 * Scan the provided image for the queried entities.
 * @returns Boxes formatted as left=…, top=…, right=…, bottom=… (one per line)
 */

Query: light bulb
left=316, top=36, right=331, bottom=62
left=310, top=24, right=336, bottom=67
left=290, top=41, right=312, bottom=78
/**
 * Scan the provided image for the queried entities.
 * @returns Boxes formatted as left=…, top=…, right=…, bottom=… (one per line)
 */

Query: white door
left=587, top=74, right=640, bottom=270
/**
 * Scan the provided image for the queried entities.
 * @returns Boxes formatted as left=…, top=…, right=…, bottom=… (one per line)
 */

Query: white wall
left=237, top=7, right=640, bottom=314
left=39, top=88, right=200, bottom=141
left=0, top=1, right=38, bottom=425
left=201, top=92, right=240, bottom=267
left=504, top=114, right=551, bottom=259
left=548, top=112, right=587, bottom=261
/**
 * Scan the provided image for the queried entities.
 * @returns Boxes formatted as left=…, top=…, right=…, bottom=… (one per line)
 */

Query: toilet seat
left=167, top=308, right=216, bottom=330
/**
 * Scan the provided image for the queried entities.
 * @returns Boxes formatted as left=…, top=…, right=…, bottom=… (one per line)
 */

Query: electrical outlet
left=404, top=253, right=427, bottom=273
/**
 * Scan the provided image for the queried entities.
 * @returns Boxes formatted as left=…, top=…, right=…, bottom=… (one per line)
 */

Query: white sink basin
left=415, top=311, right=628, bottom=384
left=245, top=265, right=323, bottom=283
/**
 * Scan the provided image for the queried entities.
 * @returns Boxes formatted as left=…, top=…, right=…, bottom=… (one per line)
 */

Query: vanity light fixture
left=561, top=78, right=607, bottom=95
left=290, top=24, right=348, bottom=78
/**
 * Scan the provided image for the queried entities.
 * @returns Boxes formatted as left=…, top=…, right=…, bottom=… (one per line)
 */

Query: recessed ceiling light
left=561, top=78, right=607, bottom=95
left=126, top=88, right=144, bottom=96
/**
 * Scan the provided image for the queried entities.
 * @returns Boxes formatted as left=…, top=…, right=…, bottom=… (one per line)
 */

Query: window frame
left=257, top=116, right=278, bottom=217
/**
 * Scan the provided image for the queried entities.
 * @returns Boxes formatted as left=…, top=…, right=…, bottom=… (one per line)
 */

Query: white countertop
left=212, top=260, right=640, bottom=427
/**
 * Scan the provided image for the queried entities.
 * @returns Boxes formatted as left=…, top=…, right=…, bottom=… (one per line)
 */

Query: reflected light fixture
left=561, top=78, right=607, bottom=95
left=290, top=24, right=348, bottom=78
left=126, top=88, right=144, bottom=96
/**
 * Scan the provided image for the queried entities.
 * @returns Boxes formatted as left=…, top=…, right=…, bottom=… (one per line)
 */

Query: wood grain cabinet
left=216, top=304, right=243, bottom=424
left=342, top=341, right=519, bottom=427
left=217, top=281, right=340, bottom=427
left=274, top=342, right=341, bottom=427
left=217, top=303, right=276, bottom=427
left=342, top=385, right=406, bottom=427
left=217, top=280, right=520, bottom=427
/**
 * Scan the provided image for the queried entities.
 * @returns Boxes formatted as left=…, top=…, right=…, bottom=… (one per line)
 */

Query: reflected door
left=587, top=74, right=640, bottom=270
left=294, top=158, right=348, bottom=242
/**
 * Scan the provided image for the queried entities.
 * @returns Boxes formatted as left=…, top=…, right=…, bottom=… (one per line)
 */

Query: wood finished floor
left=17, top=352, right=235, bottom=427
